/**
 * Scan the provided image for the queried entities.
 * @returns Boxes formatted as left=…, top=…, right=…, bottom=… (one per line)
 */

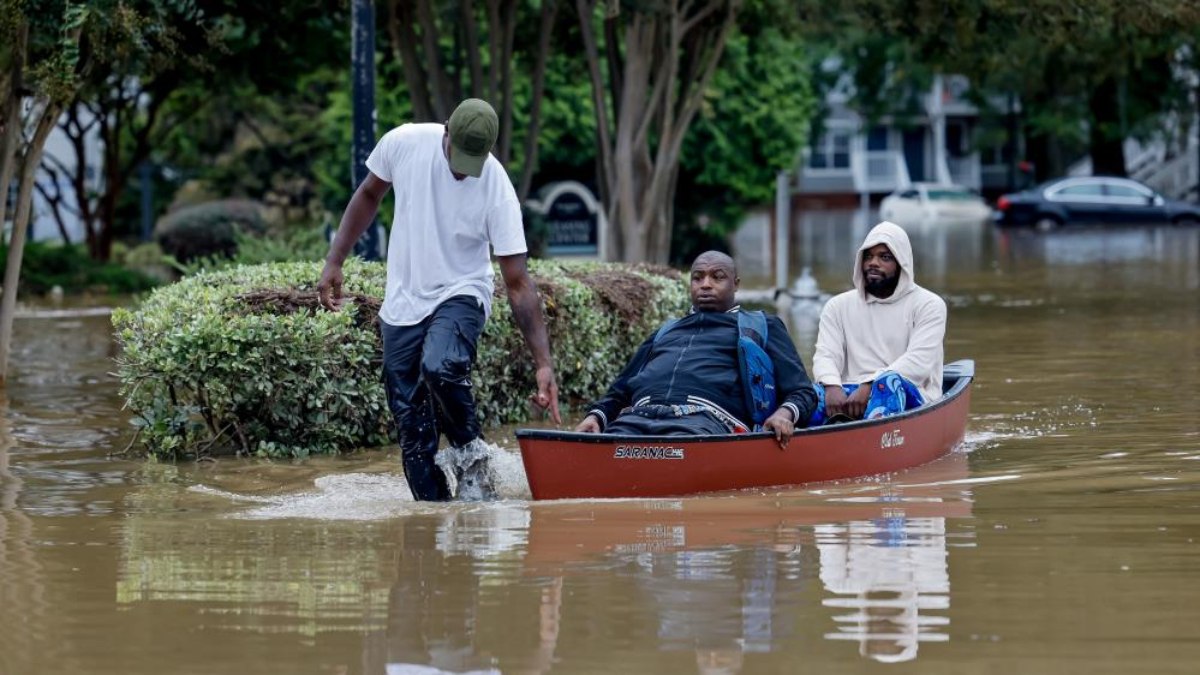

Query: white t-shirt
left=365, top=123, right=527, bottom=326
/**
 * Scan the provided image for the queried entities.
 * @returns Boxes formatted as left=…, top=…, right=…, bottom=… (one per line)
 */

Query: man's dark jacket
left=585, top=308, right=819, bottom=430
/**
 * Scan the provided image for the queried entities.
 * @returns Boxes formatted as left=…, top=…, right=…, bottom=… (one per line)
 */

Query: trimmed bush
left=154, top=199, right=267, bottom=262
left=113, top=259, right=688, bottom=459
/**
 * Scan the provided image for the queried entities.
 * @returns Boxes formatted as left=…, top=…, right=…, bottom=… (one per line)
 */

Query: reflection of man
left=818, top=517, right=951, bottom=663
left=810, top=222, right=946, bottom=424
left=317, top=98, right=561, bottom=501
left=374, top=512, right=562, bottom=675
left=576, top=251, right=818, bottom=446
left=631, top=545, right=798, bottom=674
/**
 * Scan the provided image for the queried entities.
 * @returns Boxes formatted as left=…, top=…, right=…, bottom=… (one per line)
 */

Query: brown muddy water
left=2, top=217, right=1200, bottom=674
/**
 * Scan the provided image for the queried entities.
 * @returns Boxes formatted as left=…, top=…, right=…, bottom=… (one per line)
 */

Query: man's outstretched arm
left=318, top=173, right=391, bottom=311
left=498, top=253, right=561, bottom=424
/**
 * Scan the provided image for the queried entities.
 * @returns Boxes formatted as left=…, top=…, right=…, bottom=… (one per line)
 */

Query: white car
left=880, top=183, right=994, bottom=227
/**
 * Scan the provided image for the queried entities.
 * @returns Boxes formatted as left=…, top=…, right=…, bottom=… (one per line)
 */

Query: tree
left=1, top=0, right=86, bottom=384
left=574, top=0, right=742, bottom=263
left=38, top=1, right=351, bottom=261
left=804, top=0, right=1200, bottom=180
left=674, top=17, right=816, bottom=263
left=382, top=0, right=560, bottom=200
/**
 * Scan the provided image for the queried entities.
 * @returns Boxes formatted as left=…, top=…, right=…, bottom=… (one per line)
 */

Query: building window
left=979, top=140, right=1014, bottom=167
left=946, top=120, right=969, bottom=158
left=809, top=130, right=852, bottom=170
left=866, top=126, right=889, bottom=151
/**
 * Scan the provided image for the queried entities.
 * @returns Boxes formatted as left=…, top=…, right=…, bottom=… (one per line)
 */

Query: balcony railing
left=852, top=150, right=912, bottom=193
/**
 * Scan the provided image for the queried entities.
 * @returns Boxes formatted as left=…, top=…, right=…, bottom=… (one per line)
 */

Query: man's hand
left=843, top=384, right=872, bottom=420
left=574, top=414, right=601, bottom=433
left=317, top=262, right=346, bottom=311
left=762, top=408, right=795, bottom=448
left=823, top=385, right=849, bottom=418
left=530, top=365, right=561, bottom=424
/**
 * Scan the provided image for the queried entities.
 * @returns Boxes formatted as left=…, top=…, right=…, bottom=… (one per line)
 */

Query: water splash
left=436, top=439, right=531, bottom=501
left=186, top=442, right=533, bottom=520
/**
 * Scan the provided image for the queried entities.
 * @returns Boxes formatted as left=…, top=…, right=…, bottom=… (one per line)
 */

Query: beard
left=864, top=270, right=900, bottom=298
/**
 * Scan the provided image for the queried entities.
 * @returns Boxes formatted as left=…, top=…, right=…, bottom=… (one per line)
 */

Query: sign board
left=526, top=181, right=605, bottom=259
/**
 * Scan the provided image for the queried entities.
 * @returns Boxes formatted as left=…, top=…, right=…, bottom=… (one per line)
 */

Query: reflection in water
left=630, top=544, right=801, bottom=674
left=369, top=510, right=559, bottom=675
left=509, top=453, right=973, bottom=672
left=116, top=473, right=393, bottom=637
left=0, top=391, right=50, bottom=675
left=818, top=516, right=953, bottom=663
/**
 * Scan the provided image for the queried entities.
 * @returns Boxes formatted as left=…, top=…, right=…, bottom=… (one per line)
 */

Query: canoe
left=516, top=359, right=974, bottom=500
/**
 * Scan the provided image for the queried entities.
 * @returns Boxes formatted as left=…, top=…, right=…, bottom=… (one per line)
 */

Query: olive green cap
left=447, top=98, right=498, bottom=178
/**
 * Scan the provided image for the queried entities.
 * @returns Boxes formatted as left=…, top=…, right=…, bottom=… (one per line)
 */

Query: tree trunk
left=517, top=0, right=558, bottom=201
left=0, top=101, right=19, bottom=235
left=580, top=0, right=739, bottom=263
left=460, top=0, right=484, bottom=98
left=0, top=100, right=62, bottom=384
left=386, top=0, right=435, bottom=121
left=1088, top=75, right=1127, bottom=177
left=0, top=23, right=26, bottom=233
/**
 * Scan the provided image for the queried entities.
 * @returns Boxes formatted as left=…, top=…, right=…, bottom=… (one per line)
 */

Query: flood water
left=3, top=215, right=1200, bottom=674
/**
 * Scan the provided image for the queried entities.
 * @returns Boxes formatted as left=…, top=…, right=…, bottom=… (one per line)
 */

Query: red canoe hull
left=517, top=361, right=974, bottom=500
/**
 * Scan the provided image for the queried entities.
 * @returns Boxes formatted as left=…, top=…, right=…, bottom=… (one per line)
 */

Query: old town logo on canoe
left=880, top=429, right=905, bottom=449
left=613, top=445, right=685, bottom=460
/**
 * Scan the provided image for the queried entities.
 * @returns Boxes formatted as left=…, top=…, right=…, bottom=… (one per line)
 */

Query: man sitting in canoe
left=809, top=221, right=947, bottom=425
left=574, top=251, right=818, bottom=446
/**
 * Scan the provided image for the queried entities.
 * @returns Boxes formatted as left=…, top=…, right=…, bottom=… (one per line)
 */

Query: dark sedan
left=994, top=176, right=1200, bottom=229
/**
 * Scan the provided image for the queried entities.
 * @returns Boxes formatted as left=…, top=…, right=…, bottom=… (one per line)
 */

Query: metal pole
left=350, top=0, right=383, bottom=260
left=774, top=171, right=790, bottom=294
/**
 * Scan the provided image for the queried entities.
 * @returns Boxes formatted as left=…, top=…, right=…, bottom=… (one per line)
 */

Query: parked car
left=880, top=183, right=994, bottom=227
left=995, top=176, right=1200, bottom=229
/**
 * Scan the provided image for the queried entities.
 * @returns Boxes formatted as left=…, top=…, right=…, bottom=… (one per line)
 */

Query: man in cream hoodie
left=810, top=221, right=946, bottom=424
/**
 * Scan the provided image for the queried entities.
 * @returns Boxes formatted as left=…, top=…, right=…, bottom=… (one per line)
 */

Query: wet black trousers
left=380, top=296, right=485, bottom=501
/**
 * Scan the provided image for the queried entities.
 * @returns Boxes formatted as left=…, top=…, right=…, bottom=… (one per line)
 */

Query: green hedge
left=112, top=259, right=688, bottom=459
left=153, top=199, right=268, bottom=262
left=0, top=242, right=161, bottom=296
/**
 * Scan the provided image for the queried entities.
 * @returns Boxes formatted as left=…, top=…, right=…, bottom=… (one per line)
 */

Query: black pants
left=381, top=296, right=485, bottom=501
left=604, top=406, right=731, bottom=436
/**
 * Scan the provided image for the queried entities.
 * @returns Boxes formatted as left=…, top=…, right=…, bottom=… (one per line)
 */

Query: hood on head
left=851, top=221, right=915, bottom=301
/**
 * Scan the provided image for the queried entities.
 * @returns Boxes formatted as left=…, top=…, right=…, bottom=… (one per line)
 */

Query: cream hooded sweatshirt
left=812, top=221, right=947, bottom=403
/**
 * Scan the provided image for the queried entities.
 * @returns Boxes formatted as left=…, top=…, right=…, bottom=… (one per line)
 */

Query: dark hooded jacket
left=585, top=308, right=818, bottom=430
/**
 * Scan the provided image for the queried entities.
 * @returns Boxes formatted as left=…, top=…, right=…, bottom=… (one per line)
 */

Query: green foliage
left=114, top=260, right=390, bottom=460
left=153, top=199, right=267, bottom=262
left=673, top=20, right=816, bottom=262
left=0, top=241, right=160, bottom=295
left=169, top=225, right=329, bottom=277
left=113, top=259, right=689, bottom=459
left=800, top=0, right=1200, bottom=179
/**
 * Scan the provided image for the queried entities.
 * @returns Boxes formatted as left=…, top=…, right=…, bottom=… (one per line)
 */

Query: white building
left=799, top=71, right=1020, bottom=201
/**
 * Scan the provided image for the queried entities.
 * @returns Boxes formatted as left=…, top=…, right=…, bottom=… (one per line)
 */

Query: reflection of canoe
left=517, top=360, right=974, bottom=500
left=522, top=451, right=972, bottom=576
